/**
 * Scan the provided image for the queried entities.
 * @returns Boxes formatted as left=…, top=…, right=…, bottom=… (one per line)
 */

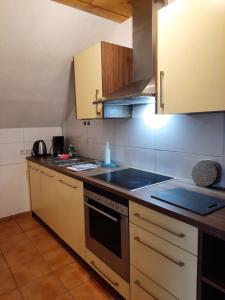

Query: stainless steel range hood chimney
left=93, top=0, right=165, bottom=116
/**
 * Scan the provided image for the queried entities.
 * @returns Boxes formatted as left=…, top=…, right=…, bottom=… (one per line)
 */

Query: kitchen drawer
left=86, top=249, right=130, bottom=300
left=56, top=172, right=83, bottom=190
left=40, top=165, right=58, bottom=178
left=130, top=201, right=198, bottom=255
left=28, top=161, right=40, bottom=171
left=130, top=223, right=197, bottom=300
left=130, top=266, right=178, bottom=300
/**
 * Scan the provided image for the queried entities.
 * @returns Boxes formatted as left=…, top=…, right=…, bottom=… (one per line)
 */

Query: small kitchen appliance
left=52, top=136, right=64, bottom=156
left=32, top=140, right=47, bottom=157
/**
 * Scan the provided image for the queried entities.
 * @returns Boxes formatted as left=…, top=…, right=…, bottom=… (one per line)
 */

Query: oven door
left=84, top=196, right=129, bottom=282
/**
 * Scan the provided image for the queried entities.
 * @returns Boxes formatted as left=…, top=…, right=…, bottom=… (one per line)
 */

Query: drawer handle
left=85, top=203, right=118, bottom=222
left=134, top=280, right=159, bottom=300
left=58, top=179, right=78, bottom=189
left=134, top=236, right=185, bottom=267
left=29, top=166, right=39, bottom=171
left=134, top=213, right=185, bottom=239
left=90, top=261, right=119, bottom=287
left=40, top=171, right=54, bottom=178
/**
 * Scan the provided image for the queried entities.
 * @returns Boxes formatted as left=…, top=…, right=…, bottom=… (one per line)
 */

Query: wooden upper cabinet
left=74, top=41, right=133, bottom=119
left=157, top=0, right=225, bottom=114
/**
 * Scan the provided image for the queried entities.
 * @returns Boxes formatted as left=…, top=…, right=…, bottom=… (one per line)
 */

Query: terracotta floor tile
left=0, top=269, right=17, bottom=296
left=13, top=212, right=32, bottom=221
left=26, top=228, right=61, bottom=254
left=70, top=280, right=112, bottom=300
left=42, top=247, right=74, bottom=271
left=54, top=292, right=74, bottom=300
left=25, top=227, right=47, bottom=241
left=0, top=251, right=8, bottom=271
left=0, top=289, right=23, bottom=300
left=20, top=274, right=66, bottom=300
left=3, top=237, right=38, bottom=267
left=0, top=221, right=22, bottom=245
left=10, top=255, right=51, bottom=287
left=0, top=220, right=21, bottom=235
left=54, top=262, right=91, bottom=290
left=16, top=218, right=41, bottom=232
left=0, top=232, right=28, bottom=253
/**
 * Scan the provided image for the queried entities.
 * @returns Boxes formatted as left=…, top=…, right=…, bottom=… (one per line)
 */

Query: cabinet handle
left=159, top=71, right=164, bottom=109
left=134, top=280, right=159, bottom=300
left=134, top=236, right=185, bottom=267
left=40, top=171, right=54, bottom=178
left=58, top=179, right=78, bottom=189
left=29, top=166, right=39, bottom=171
left=95, top=89, right=101, bottom=115
left=90, top=261, right=119, bottom=287
left=133, top=213, right=185, bottom=238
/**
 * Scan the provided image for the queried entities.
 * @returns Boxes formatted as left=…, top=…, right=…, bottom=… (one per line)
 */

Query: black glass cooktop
left=92, top=168, right=173, bottom=191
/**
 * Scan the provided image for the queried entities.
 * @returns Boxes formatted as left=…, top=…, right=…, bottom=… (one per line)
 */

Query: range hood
left=93, top=0, right=165, bottom=111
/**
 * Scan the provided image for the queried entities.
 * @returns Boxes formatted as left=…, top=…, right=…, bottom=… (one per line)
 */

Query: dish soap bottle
left=104, top=142, right=111, bottom=165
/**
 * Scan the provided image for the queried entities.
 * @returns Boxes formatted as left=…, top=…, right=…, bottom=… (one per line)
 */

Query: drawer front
left=131, top=266, right=178, bottom=300
left=130, top=223, right=197, bottom=300
left=86, top=249, right=130, bottom=300
left=28, top=161, right=40, bottom=171
left=56, top=173, right=83, bottom=190
left=40, top=166, right=58, bottom=178
left=130, top=201, right=198, bottom=255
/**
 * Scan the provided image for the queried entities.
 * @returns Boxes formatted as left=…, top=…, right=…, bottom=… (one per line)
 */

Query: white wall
left=0, top=127, right=62, bottom=218
left=0, top=0, right=132, bottom=128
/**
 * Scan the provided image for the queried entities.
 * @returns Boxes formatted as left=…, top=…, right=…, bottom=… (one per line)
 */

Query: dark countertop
left=27, top=156, right=225, bottom=240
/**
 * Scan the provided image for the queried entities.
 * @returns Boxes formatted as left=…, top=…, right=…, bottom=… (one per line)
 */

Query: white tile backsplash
left=63, top=110, right=225, bottom=186
left=115, top=118, right=156, bottom=149
left=0, top=128, right=23, bottom=143
left=155, top=150, right=223, bottom=180
left=87, top=119, right=115, bottom=144
left=0, top=143, right=25, bottom=165
left=114, top=146, right=155, bottom=172
left=0, top=163, right=30, bottom=218
left=23, top=127, right=62, bottom=142
left=156, top=113, right=224, bottom=156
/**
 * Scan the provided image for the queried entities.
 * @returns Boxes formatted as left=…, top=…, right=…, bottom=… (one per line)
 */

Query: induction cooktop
left=92, top=168, right=173, bottom=191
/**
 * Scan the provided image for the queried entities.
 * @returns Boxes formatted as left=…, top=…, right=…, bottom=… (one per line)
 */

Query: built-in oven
left=84, top=183, right=129, bottom=282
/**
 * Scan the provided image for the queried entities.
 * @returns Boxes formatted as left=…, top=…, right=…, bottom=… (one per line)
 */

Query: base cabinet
left=86, top=249, right=130, bottom=300
left=55, top=173, right=85, bottom=259
left=28, top=162, right=85, bottom=260
left=28, top=162, right=41, bottom=215
left=129, top=201, right=198, bottom=300
left=130, top=266, right=177, bottom=300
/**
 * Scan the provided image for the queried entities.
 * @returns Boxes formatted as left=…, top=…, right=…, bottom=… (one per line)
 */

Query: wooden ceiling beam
left=52, top=0, right=132, bottom=23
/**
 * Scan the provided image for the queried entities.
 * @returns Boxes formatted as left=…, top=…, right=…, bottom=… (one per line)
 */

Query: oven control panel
left=84, top=189, right=128, bottom=216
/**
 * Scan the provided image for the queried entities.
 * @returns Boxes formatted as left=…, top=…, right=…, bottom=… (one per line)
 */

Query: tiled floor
left=0, top=214, right=118, bottom=300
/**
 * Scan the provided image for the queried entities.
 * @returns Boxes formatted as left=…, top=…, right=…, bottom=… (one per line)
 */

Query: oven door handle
left=85, top=202, right=118, bottom=222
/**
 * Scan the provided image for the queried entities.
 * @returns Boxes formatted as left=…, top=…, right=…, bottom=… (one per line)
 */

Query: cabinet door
left=74, top=42, right=103, bottom=119
left=56, top=174, right=85, bottom=259
left=157, top=0, right=225, bottom=114
left=39, top=167, right=57, bottom=229
left=28, top=163, right=41, bottom=215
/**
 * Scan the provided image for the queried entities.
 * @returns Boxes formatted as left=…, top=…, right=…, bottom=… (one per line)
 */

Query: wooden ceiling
left=52, top=0, right=132, bottom=23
